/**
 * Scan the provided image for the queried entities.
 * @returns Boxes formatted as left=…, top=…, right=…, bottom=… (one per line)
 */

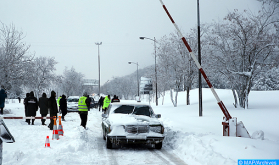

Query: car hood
left=109, top=114, right=162, bottom=126
left=67, top=102, right=78, bottom=107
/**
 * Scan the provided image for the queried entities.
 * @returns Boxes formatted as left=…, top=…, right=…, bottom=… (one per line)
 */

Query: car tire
left=106, top=135, right=112, bottom=149
left=155, top=142, right=162, bottom=149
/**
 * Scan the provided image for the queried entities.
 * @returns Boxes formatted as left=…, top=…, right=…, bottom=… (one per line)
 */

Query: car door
left=102, top=104, right=112, bottom=136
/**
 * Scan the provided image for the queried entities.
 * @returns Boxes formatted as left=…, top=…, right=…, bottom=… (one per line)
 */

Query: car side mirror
left=155, top=114, right=161, bottom=118
left=102, top=114, right=108, bottom=118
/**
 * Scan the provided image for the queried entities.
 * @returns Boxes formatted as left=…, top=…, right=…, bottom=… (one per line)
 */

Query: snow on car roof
left=110, top=100, right=150, bottom=106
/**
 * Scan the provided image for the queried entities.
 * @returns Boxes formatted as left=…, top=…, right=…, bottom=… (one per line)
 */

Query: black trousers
left=0, top=107, right=3, bottom=115
left=41, top=114, right=47, bottom=124
left=79, top=113, right=88, bottom=128
left=49, top=113, right=57, bottom=130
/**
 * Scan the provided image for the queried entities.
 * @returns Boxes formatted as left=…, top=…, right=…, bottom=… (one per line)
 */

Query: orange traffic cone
left=52, top=116, right=59, bottom=140
left=58, top=116, right=64, bottom=136
left=45, top=136, right=50, bottom=147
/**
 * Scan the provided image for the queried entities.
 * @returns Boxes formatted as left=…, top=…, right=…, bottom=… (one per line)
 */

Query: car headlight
left=150, top=126, right=163, bottom=133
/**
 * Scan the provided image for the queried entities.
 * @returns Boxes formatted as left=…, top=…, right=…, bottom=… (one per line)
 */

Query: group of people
left=23, top=91, right=67, bottom=130
left=97, top=95, right=120, bottom=113
left=0, top=86, right=121, bottom=130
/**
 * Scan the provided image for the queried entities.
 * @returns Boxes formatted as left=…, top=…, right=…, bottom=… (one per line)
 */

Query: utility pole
left=197, top=0, right=203, bottom=116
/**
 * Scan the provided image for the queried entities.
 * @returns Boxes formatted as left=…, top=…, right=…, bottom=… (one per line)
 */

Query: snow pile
left=252, top=130, right=264, bottom=140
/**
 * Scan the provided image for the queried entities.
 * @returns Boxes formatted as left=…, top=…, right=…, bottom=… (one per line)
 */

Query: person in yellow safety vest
left=102, top=95, right=111, bottom=113
left=57, top=96, right=62, bottom=114
left=78, top=92, right=90, bottom=129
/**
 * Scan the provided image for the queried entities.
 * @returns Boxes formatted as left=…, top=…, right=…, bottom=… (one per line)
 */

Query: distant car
left=89, top=97, right=98, bottom=108
left=101, top=101, right=164, bottom=149
left=67, top=96, right=80, bottom=112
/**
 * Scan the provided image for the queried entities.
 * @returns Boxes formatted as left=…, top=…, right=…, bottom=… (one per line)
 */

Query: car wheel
left=106, top=135, right=112, bottom=149
left=155, top=142, right=162, bottom=149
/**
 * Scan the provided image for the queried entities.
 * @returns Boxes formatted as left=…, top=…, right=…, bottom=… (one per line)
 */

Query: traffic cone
left=58, top=116, right=64, bottom=136
left=45, top=136, right=50, bottom=147
left=52, top=116, right=59, bottom=140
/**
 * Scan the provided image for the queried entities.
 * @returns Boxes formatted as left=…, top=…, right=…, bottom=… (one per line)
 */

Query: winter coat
left=59, top=95, right=67, bottom=114
left=48, top=92, right=58, bottom=115
left=26, top=92, right=38, bottom=116
left=98, top=97, right=104, bottom=105
left=111, top=95, right=120, bottom=103
left=0, top=89, right=7, bottom=108
left=39, top=94, right=48, bottom=115
left=24, top=93, right=30, bottom=116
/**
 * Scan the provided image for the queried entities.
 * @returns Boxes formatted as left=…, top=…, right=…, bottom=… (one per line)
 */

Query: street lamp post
left=128, top=62, right=139, bottom=97
left=95, top=42, right=102, bottom=97
left=139, top=37, right=158, bottom=106
left=197, top=0, right=203, bottom=116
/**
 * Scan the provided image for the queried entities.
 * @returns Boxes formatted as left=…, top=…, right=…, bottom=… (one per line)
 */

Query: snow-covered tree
left=0, top=23, right=33, bottom=95
left=206, top=2, right=279, bottom=108
left=60, top=67, right=84, bottom=97
left=157, top=31, right=198, bottom=107
left=25, top=56, right=58, bottom=98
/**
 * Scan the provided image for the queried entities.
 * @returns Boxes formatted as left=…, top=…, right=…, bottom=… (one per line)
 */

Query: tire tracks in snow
left=148, top=148, right=188, bottom=165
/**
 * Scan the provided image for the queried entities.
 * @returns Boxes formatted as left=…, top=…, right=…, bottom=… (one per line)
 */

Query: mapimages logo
left=238, top=159, right=279, bottom=165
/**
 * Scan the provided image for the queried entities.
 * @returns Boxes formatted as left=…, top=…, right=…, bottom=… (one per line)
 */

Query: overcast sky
left=1, top=0, right=261, bottom=85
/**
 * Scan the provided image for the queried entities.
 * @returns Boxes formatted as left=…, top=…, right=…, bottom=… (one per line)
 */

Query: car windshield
left=68, top=98, right=79, bottom=102
left=113, top=105, right=134, bottom=114
left=132, top=106, right=151, bottom=116
left=112, top=105, right=152, bottom=117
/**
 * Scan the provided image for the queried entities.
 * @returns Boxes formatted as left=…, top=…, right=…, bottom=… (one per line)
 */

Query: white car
left=101, top=101, right=164, bottom=149
left=67, top=96, right=80, bottom=112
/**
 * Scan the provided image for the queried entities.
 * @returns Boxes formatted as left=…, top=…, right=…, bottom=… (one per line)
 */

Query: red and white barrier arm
left=159, top=0, right=232, bottom=120
left=0, top=117, right=55, bottom=119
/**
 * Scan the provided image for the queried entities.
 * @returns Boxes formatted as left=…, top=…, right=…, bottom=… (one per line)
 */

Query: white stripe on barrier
left=189, top=52, right=202, bottom=69
left=210, top=87, right=221, bottom=102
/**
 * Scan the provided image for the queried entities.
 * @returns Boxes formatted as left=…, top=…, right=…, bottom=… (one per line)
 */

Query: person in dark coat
left=111, top=95, right=120, bottom=103
left=48, top=91, right=58, bottom=130
left=59, top=94, right=67, bottom=121
left=23, top=93, right=30, bottom=122
left=18, top=96, right=21, bottom=103
left=98, top=96, right=104, bottom=112
left=26, top=91, right=38, bottom=125
left=87, top=95, right=92, bottom=111
left=0, top=86, right=7, bottom=115
left=39, top=93, right=48, bottom=125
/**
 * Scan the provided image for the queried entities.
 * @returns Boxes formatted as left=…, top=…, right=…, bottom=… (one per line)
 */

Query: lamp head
left=128, top=62, right=132, bottom=64
left=139, top=37, right=145, bottom=40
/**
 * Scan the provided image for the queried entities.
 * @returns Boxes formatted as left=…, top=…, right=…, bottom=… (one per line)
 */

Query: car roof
left=110, top=100, right=150, bottom=106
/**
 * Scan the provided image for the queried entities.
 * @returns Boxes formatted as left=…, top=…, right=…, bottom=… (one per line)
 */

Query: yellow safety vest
left=57, top=97, right=62, bottom=106
left=78, top=96, right=88, bottom=111
left=102, top=96, right=111, bottom=109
